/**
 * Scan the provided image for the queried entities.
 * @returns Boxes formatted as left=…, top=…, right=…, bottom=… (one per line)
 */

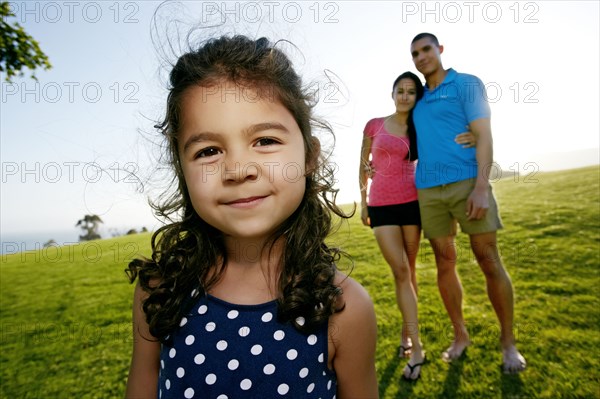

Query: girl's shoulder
left=331, top=271, right=376, bottom=327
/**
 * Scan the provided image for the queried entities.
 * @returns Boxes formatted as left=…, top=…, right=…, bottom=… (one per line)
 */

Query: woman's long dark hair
left=126, top=35, right=350, bottom=342
left=392, top=71, right=424, bottom=161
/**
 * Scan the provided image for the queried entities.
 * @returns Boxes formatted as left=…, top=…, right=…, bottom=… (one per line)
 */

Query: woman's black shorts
left=367, top=200, right=421, bottom=228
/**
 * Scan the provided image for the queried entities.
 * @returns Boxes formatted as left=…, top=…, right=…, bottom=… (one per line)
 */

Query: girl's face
left=392, top=78, right=417, bottom=113
left=178, top=81, right=308, bottom=245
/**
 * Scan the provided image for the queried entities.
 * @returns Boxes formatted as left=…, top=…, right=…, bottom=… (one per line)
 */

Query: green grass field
left=1, top=166, right=599, bottom=398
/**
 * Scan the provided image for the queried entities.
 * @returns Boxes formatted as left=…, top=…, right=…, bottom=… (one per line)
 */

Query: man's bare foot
left=502, top=346, right=526, bottom=374
left=441, top=339, right=470, bottom=362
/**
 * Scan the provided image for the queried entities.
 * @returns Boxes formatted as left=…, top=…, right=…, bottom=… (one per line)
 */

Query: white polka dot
left=160, top=360, right=165, bottom=369
left=191, top=288, right=197, bottom=297
left=251, top=344, right=263, bottom=355
left=318, top=353, right=324, bottom=363
left=184, top=387, right=194, bottom=398
left=194, top=353, right=205, bottom=365
left=185, top=335, right=195, bottom=345
left=216, top=340, right=228, bottom=351
left=307, top=334, right=317, bottom=345
left=240, top=379, right=252, bottom=390
left=307, top=383, right=315, bottom=393
left=165, top=379, right=171, bottom=390
left=261, top=312, right=273, bottom=322
left=216, top=395, right=228, bottom=399
left=263, top=363, right=276, bottom=375
left=180, top=317, right=188, bottom=327
left=176, top=367, right=185, bottom=378
left=299, top=367, right=309, bottom=378
left=228, top=359, right=239, bottom=370
left=227, top=310, right=239, bottom=319
left=205, top=322, right=216, bottom=332
left=287, top=349, right=298, bottom=360
left=328, top=380, right=332, bottom=390
left=198, top=305, right=208, bottom=314
left=169, top=348, right=176, bottom=358
left=159, top=389, right=162, bottom=399
left=277, top=383, right=290, bottom=395
left=273, top=330, right=285, bottom=341
left=296, top=316, right=305, bottom=326
left=205, top=373, right=217, bottom=385
left=239, top=326, right=250, bottom=337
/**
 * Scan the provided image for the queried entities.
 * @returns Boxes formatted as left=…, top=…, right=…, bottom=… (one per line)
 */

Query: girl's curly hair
left=126, top=35, right=351, bottom=342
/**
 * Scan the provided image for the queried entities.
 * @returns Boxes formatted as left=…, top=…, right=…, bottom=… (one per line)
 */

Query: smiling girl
left=125, top=35, right=378, bottom=399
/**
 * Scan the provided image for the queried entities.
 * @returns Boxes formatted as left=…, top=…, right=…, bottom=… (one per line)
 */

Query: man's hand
left=466, top=186, right=489, bottom=220
left=455, top=131, right=477, bottom=148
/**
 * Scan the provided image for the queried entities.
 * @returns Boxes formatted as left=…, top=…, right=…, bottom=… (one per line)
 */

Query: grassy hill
left=1, top=166, right=599, bottom=398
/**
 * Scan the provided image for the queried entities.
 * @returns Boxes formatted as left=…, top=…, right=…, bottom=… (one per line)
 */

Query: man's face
left=411, top=38, right=443, bottom=77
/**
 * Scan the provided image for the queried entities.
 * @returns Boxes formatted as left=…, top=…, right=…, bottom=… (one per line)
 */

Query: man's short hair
left=411, top=33, right=439, bottom=46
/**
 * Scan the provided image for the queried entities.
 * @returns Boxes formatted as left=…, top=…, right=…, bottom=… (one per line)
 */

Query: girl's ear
left=306, top=136, right=321, bottom=174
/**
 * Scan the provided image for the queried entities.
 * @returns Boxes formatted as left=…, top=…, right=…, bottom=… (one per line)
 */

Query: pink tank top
left=364, top=117, right=418, bottom=206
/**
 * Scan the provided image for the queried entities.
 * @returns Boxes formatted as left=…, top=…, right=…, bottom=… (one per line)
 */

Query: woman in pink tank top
left=359, top=72, right=426, bottom=381
left=358, top=72, right=475, bottom=381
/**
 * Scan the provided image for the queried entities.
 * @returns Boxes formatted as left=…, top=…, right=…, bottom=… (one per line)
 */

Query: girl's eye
left=255, top=137, right=279, bottom=147
left=195, top=147, right=220, bottom=159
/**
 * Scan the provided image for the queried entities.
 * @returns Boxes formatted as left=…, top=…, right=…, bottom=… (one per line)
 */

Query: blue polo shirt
left=413, top=68, right=491, bottom=189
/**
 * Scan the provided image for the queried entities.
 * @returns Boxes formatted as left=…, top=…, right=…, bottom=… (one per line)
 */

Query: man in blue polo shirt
left=411, top=32, right=526, bottom=374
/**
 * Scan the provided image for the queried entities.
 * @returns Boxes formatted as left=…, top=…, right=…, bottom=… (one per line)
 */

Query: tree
left=76, top=215, right=103, bottom=242
left=43, top=239, right=57, bottom=248
left=0, top=1, right=52, bottom=81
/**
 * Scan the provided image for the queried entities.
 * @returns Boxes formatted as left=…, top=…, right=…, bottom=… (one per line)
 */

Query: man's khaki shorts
left=417, top=178, right=503, bottom=239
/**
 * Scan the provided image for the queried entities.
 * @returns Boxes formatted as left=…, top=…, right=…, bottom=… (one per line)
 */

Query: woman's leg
left=373, top=226, right=424, bottom=367
left=401, top=225, right=421, bottom=297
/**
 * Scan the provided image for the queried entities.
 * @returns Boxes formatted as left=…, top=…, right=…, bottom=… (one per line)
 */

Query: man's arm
left=467, top=117, right=493, bottom=220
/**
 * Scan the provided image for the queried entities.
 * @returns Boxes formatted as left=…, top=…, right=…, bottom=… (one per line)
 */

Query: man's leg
left=469, top=231, right=526, bottom=373
left=429, top=235, right=470, bottom=361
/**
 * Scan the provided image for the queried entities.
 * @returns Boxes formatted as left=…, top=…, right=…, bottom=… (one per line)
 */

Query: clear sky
left=1, top=1, right=599, bottom=244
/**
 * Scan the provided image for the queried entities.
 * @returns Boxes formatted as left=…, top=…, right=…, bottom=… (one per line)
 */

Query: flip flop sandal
left=399, top=337, right=413, bottom=358
left=402, top=360, right=425, bottom=381
left=399, top=345, right=412, bottom=358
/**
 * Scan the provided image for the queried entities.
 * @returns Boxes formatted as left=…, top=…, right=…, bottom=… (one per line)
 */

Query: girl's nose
left=222, top=155, right=260, bottom=183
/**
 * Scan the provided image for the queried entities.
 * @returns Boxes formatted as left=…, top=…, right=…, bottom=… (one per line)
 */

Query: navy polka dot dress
left=158, top=293, right=337, bottom=398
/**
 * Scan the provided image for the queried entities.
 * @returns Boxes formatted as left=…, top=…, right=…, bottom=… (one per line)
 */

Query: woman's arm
left=125, top=282, right=161, bottom=399
left=359, top=135, right=373, bottom=226
left=330, top=273, right=379, bottom=398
